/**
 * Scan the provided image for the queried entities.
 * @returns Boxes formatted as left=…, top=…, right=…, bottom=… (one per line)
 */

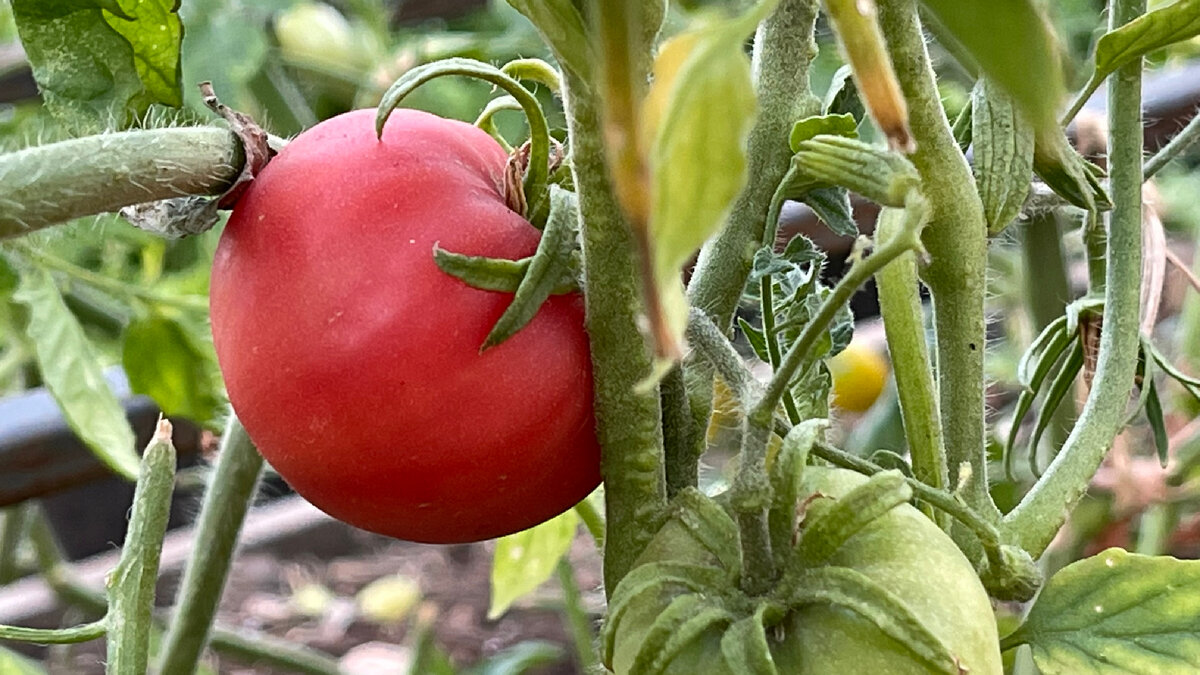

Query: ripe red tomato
left=210, top=108, right=601, bottom=543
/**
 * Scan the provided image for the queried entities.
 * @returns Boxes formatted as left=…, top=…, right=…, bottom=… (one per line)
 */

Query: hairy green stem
left=158, top=417, right=264, bottom=675
left=562, top=70, right=666, bottom=595
left=662, top=364, right=699, bottom=496
left=1144, top=110, right=1200, bottom=180
left=874, top=207, right=947, bottom=497
left=760, top=275, right=801, bottom=423
left=733, top=418, right=776, bottom=596
left=686, top=307, right=758, bottom=398
left=687, top=0, right=821, bottom=327
left=1003, top=0, right=1146, bottom=556
left=878, top=0, right=998, bottom=522
left=0, top=127, right=242, bottom=239
left=683, top=0, right=821, bottom=464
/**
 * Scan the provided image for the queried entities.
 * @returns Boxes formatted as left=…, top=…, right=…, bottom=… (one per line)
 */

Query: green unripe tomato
left=606, top=468, right=1003, bottom=675
left=773, top=468, right=1003, bottom=675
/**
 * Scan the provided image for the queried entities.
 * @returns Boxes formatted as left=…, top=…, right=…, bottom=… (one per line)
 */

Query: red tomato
left=210, top=108, right=601, bottom=543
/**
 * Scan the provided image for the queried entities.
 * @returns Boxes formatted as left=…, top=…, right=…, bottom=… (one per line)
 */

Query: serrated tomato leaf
left=12, top=264, right=139, bottom=479
left=1005, top=548, right=1200, bottom=674
left=488, top=508, right=578, bottom=620
left=1082, top=0, right=1200, bottom=107
left=11, top=0, right=182, bottom=130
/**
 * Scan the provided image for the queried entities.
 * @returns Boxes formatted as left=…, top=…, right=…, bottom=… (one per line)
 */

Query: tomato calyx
left=604, top=461, right=1003, bottom=674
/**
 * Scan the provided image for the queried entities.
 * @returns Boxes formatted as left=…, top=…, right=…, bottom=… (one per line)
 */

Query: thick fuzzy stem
left=0, top=127, right=242, bottom=238
left=562, top=71, right=667, bottom=596
left=878, top=0, right=998, bottom=522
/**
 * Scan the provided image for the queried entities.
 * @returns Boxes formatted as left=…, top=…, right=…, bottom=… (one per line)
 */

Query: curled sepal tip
left=376, top=58, right=552, bottom=220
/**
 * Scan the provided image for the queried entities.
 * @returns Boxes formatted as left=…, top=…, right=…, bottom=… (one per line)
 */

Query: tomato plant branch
left=1002, top=0, right=1146, bottom=557
left=573, top=497, right=605, bottom=549
left=562, top=69, right=667, bottom=595
left=878, top=0, right=999, bottom=523
left=0, top=619, right=107, bottom=644
left=874, top=206, right=947, bottom=499
left=0, top=127, right=242, bottom=239
left=1143, top=109, right=1200, bottom=180
left=686, top=0, right=821, bottom=332
left=662, top=364, right=699, bottom=496
left=158, top=417, right=264, bottom=675
left=686, top=307, right=758, bottom=399
left=683, top=0, right=821, bottom=466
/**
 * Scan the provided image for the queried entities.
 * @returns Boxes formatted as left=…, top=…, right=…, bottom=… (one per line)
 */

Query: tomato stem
left=0, top=127, right=242, bottom=239
left=877, top=0, right=1001, bottom=526
left=682, top=0, right=822, bottom=483
left=750, top=196, right=927, bottom=429
left=873, top=207, right=948, bottom=523
left=562, top=67, right=668, bottom=596
left=1003, top=0, right=1146, bottom=557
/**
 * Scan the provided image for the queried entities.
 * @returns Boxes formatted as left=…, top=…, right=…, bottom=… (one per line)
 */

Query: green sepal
left=768, top=419, right=827, bottom=567
left=603, top=561, right=732, bottom=668
left=792, top=470, right=911, bottom=568
left=479, top=185, right=581, bottom=350
left=981, top=545, right=1043, bottom=603
left=1032, top=129, right=1111, bottom=212
left=972, top=79, right=1034, bottom=236
left=659, top=488, right=744, bottom=577
left=791, top=135, right=920, bottom=208
left=631, top=593, right=734, bottom=675
left=777, top=567, right=962, bottom=675
left=719, top=604, right=782, bottom=675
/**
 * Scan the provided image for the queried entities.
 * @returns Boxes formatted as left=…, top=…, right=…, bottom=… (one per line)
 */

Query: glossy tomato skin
left=210, top=108, right=601, bottom=543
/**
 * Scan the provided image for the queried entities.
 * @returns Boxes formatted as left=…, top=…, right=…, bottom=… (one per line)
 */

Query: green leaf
left=1082, top=0, right=1200, bottom=110
left=177, top=0, right=270, bottom=114
left=822, top=64, right=864, bottom=122
left=801, top=187, right=857, bottom=238
left=1145, top=379, right=1169, bottom=467
left=12, top=263, right=139, bottom=479
left=1006, top=548, right=1200, bottom=674
left=11, top=0, right=182, bottom=130
left=488, top=508, right=579, bottom=620
left=789, top=113, right=858, bottom=152
left=122, top=312, right=221, bottom=425
left=919, top=0, right=1064, bottom=136
left=644, top=9, right=761, bottom=356
left=0, top=646, right=47, bottom=675
left=472, top=641, right=564, bottom=675
left=505, top=0, right=593, bottom=80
